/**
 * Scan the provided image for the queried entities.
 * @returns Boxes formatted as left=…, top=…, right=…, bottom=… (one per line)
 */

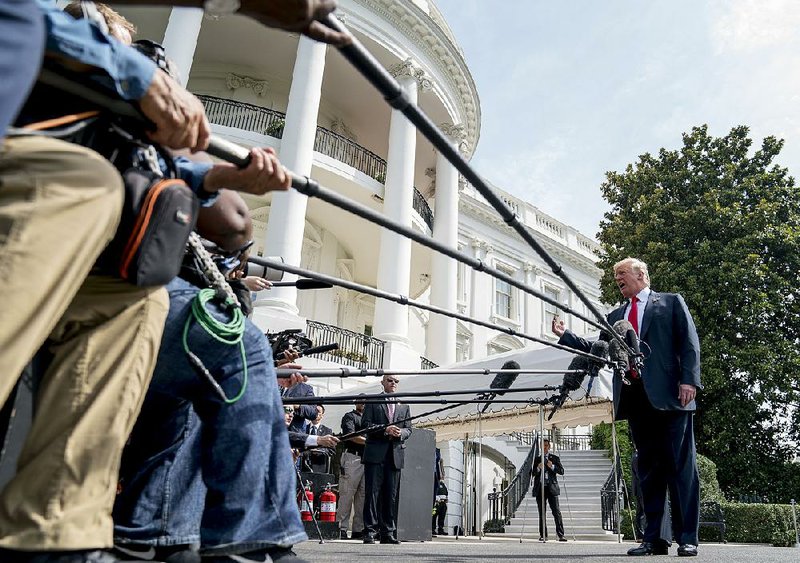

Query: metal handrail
left=412, top=187, right=434, bottom=231
left=305, top=320, right=385, bottom=369
left=487, top=433, right=540, bottom=522
left=600, top=460, right=624, bottom=532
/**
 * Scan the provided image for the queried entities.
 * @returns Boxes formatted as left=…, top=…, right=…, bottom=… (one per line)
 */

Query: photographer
left=113, top=191, right=311, bottom=563
left=531, top=439, right=566, bottom=542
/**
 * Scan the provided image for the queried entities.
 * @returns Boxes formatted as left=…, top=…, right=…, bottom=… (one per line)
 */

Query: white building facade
left=117, top=0, right=604, bottom=536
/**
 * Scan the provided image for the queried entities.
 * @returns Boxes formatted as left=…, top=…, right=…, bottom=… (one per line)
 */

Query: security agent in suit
left=361, top=375, right=412, bottom=544
left=532, top=439, right=566, bottom=541
left=300, top=405, right=335, bottom=473
left=553, top=257, right=702, bottom=557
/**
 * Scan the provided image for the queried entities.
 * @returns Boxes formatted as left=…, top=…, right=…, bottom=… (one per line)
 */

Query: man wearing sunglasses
left=361, top=375, right=412, bottom=545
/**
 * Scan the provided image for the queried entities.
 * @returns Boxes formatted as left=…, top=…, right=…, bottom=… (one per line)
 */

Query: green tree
left=596, top=125, right=800, bottom=501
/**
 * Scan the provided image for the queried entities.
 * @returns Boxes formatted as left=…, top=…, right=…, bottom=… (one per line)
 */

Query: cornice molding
left=346, top=0, right=480, bottom=156
left=226, top=72, right=269, bottom=97
left=388, top=58, right=433, bottom=91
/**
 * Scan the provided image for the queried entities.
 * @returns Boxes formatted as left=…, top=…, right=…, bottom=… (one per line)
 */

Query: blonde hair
left=613, top=257, right=650, bottom=286
left=64, top=2, right=137, bottom=42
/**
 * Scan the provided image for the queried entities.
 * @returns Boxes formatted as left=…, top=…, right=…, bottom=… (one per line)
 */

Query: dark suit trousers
left=534, top=487, right=564, bottom=538
left=624, top=382, right=700, bottom=546
left=363, top=454, right=400, bottom=538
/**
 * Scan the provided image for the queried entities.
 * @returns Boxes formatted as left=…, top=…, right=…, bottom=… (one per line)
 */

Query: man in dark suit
left=300, top=405, right=335, bottom=473
left=532, top=438, right=566, bottom=542
left=361, top=375, right=412, bottom=544
left=553, top=257, right=702, bottom=557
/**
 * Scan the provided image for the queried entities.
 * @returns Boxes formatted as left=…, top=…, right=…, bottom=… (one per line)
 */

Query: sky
left=434, top=0, right=800, bottom=239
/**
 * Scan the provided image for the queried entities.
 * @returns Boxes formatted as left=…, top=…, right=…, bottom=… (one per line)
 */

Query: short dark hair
left=543, top=438, right=551, bottom=444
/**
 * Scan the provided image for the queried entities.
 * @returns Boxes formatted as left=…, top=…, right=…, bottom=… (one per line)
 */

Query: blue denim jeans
left=112, top=278, right=306, bottom=554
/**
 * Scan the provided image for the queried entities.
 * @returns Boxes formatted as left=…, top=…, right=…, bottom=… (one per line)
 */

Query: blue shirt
left=37, top=0, right=156, bottom=100
left=0, top=0, right=45, bottom=136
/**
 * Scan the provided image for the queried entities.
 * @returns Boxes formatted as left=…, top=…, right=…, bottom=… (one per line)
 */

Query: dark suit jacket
left=361, top=399, right=412, bottom=469
left=532, top=453, right=564, bottom=496
left=560, top=291, right=702, bottom=419
left=284, top=381, right=317, bottom=430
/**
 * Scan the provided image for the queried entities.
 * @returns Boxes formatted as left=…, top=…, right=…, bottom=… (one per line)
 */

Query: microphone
left=480, top=360, right=520, bottom=413
left=611, top=319, right=640, bottom=383
left=269, top=279, right=333, bottom=290
left=585, top=340, right=609, bottom=395
left=277, top=342, right=339, bottom=361
left=548, top=354, right=589, bottom=420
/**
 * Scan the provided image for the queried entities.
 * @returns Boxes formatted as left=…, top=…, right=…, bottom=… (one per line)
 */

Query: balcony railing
left=420, top=356, right=438, bottom=370
left=313, top=127, right=386, bottom=184
left=509, top=431, right=593, bottom=451
left=197, top=95, right=434, bottom=231
left=305, top=320, right=385, bottom=370
left=199, top=95, right=285, bottom=137
left=413, top=188, right=434, bottom=231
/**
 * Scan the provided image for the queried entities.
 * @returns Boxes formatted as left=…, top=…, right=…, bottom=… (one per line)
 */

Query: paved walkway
left=294, top=536, right=798, bottom=562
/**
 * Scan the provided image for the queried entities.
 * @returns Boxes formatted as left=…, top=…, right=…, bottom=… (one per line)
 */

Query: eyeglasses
left=210, top=239, right=255, bottom=275
left=283, top=407, right=294, bottom=414
left=385, top=378, right=399, bottom=384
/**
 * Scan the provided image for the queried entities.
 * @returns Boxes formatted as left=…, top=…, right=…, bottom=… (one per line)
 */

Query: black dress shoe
left=379, top=537, right=400, bottom=545
left=362, top=536, right=375, bottom=544
left=627, top=541, right=669, bottom=556
left=437, top=529, right=448, bottom=536
left=350, top=531, right=364, bottom=540
left=558, top=536, right=567, bottom=542
left=677, top=544, right=698, bottom=557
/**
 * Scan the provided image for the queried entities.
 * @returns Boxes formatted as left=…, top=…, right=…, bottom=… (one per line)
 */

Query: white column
left=426, top=124, right=466, bottom=366
left=469, top=239, right=491, bottom=357
left=522, top=262, right=538, bottom=337
left=161, top=8, right=204, bottom=87
left=252, top=36, right=327, bottom=331
left=372, top=60, right=427, bottom=368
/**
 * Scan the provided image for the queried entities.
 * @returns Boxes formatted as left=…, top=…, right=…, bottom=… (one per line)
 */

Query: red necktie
left=627, top=297, right=639, bottom=379
left=628, top=297, right=639, bottom=335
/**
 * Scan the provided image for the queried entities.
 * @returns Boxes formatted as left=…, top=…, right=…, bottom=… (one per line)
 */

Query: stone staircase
left=503, top=449, right=617, bottom=541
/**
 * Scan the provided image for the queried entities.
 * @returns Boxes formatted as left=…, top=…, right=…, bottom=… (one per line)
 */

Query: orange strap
left=24, top=110, right=100, bottom=131
left=119, top=179, right=186, bottom=279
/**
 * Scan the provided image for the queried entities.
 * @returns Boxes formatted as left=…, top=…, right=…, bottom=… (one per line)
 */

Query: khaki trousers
left=0, top=137, right=169, bottom=549
left=336, top=451, right=365, bottom=533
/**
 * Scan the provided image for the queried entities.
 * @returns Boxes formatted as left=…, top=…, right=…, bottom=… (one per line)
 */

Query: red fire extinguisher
left=298, top=481, right=313, bottom=521
left=319, top=484, right=337, bottom=522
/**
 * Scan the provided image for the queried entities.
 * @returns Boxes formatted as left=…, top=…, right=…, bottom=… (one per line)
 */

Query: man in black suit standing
left=553, top=257, right=702, bottom=557
left=301, top=405, right=336, bottom=473
left=532, top=438, right=566, bottom=542
left=361, top=375, right=412, bottom=544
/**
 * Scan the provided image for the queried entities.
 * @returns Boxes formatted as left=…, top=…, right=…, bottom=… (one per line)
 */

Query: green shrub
left=697, top=455, right=724, bottom=504
left=483, top=518, right=505, bottom=533
left=721, top=502, right=797, bottom=546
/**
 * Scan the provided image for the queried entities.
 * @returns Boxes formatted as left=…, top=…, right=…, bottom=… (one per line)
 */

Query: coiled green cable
left=182, top=288, right=248, bottom=404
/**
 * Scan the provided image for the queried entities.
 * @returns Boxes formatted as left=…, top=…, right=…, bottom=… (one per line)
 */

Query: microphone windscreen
left=488, top=360, right=520, bottom=391
left=612, top=319, right=634, bottom=337
left=563, top=354, right=589, bottom=391
left=589, top=339, right=610, bottom=361
left=609, top=338, right=626, bottom=366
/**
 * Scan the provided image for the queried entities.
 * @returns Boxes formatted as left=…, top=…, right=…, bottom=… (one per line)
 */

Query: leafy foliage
left=596, top=125, right=800, bottom=501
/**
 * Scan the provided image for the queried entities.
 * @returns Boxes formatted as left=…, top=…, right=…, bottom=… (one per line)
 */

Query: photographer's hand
left=242, top=276, right=272, bottom=292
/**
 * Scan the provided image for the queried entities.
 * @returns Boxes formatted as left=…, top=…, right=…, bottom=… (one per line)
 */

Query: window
left=543, top=284, right=561, bottom=332
left=495, top=277, right=513, bottom=319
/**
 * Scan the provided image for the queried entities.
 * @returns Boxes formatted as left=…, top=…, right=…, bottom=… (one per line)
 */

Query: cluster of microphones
left=547, top=319, right=645, bottom=420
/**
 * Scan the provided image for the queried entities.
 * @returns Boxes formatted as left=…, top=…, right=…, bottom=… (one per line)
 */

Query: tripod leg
left=295, top=464, right=325, bottom=543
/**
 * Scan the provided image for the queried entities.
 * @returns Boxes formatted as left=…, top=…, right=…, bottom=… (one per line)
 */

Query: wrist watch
left=204, top=0, right=240, bottom=16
